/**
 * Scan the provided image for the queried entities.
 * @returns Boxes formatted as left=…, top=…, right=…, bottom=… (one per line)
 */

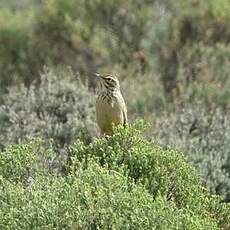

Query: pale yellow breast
left=96, top=92, right=126, bottom=135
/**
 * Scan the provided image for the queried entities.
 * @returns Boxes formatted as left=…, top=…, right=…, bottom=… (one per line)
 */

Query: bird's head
left=94, top=73, right=120, bottom=92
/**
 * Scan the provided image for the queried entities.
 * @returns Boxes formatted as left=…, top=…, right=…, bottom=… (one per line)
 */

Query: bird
left=94, top=73, right=127, bottom=136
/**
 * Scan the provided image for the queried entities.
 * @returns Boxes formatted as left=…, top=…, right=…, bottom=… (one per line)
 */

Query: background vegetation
left=0, top=0, right=229, bottom=228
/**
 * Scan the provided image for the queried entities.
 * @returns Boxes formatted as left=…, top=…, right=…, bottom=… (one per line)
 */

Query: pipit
left=94, top=73, right=127, bottom=136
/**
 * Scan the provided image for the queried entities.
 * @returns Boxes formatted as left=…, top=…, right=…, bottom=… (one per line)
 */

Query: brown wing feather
left=122, top=108, right=127, bottom=127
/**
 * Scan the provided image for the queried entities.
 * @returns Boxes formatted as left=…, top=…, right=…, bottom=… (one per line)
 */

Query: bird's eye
left=107, top=78, right=112, bottom=82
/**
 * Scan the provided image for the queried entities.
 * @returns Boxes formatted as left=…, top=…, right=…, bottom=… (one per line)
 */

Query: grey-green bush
left=152, top=104, right=230, bottom=201
left=0, top=68, right=97, bottom=151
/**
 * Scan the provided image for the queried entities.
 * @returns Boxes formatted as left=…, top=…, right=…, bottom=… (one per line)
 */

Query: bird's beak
left=93, top=73, right=101, bottom=78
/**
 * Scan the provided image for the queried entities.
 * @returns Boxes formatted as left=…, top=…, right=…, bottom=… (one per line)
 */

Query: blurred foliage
left=0, top=9, right=33, bottom=92
left=0, top=0, right=229, bottom=103
left=0, top=68, right=96, bottom=151
left=146, top=0, right=230, bottom=98
left=0, top=0, right=41, bottom=10
left=0, top=122, right=229, bottom=229
left=152, top=104, right=230, bottom=201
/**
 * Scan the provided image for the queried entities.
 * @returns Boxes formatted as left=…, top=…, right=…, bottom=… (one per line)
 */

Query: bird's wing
left=122, top=107, right=127, bottom=127
left=118, top=91, right=127, bottom=127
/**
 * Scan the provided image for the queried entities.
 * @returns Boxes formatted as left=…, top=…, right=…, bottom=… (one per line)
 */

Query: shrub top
left=1, top=121, right=228, bottom=229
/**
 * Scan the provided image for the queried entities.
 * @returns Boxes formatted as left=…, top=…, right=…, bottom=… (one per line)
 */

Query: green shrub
left=0, top=0, right=39, bottom=10
left=0, top=164, right=220, bottom=230
left=80, top=0, right=153, bottom=65
left=0, top=0, right=152, bottom=91
left=1, top=0, right=230, bottom=107
left=0, top=138, right=52, bottom=184
left=144, top=0, right=230, bottom=100
left=32, top=0, right=98, bottom=77
left=0, top=122, right=229, bottom=229
left=0, top=9, right=34, bottom=93
left=68, top=121, right=229, bottom=227
left=0, top=1, right=98, bottom=92
left=0, top=68, right=97, bottom=150
left=32, top=0, right=153, bottom=80
left=152, top=105, right=230, bottom=201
